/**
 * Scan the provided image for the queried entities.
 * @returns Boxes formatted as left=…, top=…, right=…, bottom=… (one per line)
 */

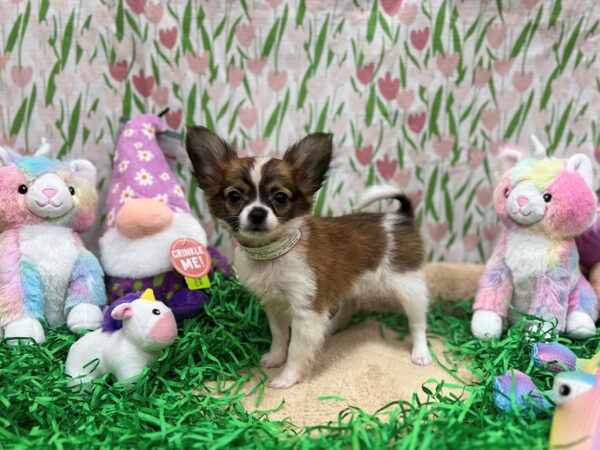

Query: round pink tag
left=169, top=238, right=212, bottom=278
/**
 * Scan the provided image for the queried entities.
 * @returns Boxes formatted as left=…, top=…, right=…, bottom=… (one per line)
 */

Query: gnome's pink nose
left=517, top=196, right=529, bottom=207
left=115, top=198, right=174, bottom=238
left=42, top=188, right=56, bottom=198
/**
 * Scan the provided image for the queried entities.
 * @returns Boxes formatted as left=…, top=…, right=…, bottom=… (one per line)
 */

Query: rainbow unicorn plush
left=0, top=141, right=106, bottom=344
left=472, top=137, right=598, bottom=340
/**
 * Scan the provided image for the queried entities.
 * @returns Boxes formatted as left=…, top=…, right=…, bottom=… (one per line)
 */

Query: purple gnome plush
left=99, top=114, right=231, bottom=320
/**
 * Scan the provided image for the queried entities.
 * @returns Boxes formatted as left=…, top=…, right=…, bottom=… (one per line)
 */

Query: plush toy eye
left=17, top=184, right=28, bottom=194
left=543, top=193, right=552, bottom=202
left=274, top=192, right=288, bottom=204
left=152, top=309, right=161, bottom=315
left=503, top=187, right=510, bottom=198
left=69, top=187, right=75, bottom=195
left=553, top=373, right=595, bottom=406
left=227, top=191, right=242, bottom=203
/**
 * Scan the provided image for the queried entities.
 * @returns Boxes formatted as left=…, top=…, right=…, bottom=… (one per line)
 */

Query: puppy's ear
left=185, top=126, right=237, bottom=190
left=283, top=133, right=333, bottom=193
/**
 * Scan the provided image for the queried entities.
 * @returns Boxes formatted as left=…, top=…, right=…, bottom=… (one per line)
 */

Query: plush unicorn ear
left=566, top=154, right=594, bottom=189
left=69, top=159, right=97, bottom=184
left=111, top=303, right=134, bottom=320
left=0, top=147, right=22, bottom=167
left=0, top=147, right=12, bottom=167
left=499, top=146, right=522, bottom=173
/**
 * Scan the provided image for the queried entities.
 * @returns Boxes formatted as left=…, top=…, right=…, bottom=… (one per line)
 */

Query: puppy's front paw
left=260, top=351, right=287, bottom=369
left=411, top=347, right=433, bottom=366
left=268, top=369, right=302, bottom=389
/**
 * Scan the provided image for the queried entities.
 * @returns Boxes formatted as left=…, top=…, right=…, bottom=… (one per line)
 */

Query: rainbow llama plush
left=0, top=142, right=106, bottom=344
left=472, top=137, right=598, bottom=340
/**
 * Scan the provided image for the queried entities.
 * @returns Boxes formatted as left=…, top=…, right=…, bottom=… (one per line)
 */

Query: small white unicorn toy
left=65, top=289, right=177, bottom=386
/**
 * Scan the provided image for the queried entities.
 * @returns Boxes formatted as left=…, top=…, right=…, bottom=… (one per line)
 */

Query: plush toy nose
left=148, top=310, right=177, bottom=343
left=115, top=198, right=174, bottom=238
left=517, top=196, right=529, bottom=207
left=42, top=188, right=56, bottom=198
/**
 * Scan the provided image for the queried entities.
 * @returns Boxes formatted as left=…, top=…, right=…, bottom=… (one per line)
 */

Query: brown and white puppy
left=185, top=127, right=432, bottom=389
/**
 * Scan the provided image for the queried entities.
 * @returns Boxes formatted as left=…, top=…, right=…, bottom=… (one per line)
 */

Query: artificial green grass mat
left=1, top=272, right=599, bottom=449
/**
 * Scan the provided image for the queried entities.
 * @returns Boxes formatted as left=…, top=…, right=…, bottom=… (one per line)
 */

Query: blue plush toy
left=0, top=141, right=106, bottom=344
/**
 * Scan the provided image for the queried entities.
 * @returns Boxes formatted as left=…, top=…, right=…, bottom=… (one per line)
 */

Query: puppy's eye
left=503, top=187, right=510, bottom=198
left=18, top=184, right=28, bottom=194
left=543, top=193, right=552, bottom=202
left=69, top=186, right=75, bottom=195
left=152, top=309, right=161, bottom=316
left=227, top=191, right=242, bottom=203
left=274, top=192, right=288, bottom=205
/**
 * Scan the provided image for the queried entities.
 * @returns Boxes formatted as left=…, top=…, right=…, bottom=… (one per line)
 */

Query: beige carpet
left=236, top=320, right=473, bottom=426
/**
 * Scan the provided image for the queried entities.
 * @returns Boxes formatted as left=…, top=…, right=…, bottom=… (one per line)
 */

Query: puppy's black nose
left=248, top=207, right=268, bottom=225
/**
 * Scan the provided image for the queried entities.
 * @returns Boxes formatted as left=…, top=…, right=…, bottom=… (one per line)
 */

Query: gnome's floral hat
left=103, top=113, right=189, bottom=232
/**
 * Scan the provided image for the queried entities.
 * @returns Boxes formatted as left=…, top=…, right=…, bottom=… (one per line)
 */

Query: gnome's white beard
left=99, top=212, right=208, bottom=279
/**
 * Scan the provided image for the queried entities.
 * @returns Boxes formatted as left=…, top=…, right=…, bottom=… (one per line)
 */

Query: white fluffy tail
left=357, top=185, right=413, bottom=216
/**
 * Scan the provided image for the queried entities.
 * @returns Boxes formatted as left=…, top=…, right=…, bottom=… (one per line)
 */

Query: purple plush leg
left=493, top=369, right=550, bottom=414
left=531, top=342, right=577, bottom=373
left=168, top=289, right=210, bottom=320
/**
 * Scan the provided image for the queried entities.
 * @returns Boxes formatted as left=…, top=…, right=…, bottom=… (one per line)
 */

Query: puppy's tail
left=357, top=185, right=414, bottom=217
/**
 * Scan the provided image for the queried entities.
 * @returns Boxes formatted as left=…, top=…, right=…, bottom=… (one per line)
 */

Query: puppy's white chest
left=234, top=248, right=316, bottom=308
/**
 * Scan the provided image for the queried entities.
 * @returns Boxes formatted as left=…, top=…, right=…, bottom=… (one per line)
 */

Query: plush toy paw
left=565, top=311, right=596, bottom=339
left=268, top=369, right=302, bottom=389
left=4, top=317, right=46, bottom=345
left=67, top=304, right=104, bottom=333
left=260, top=350, right=287, bottom=369
left=471, top=310, right=503, bottom=341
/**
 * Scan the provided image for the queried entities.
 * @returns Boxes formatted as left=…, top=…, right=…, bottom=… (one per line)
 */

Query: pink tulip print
left=238, top=106, right=258, bottom=128
left=144, top=2, right=163, bottom=24
left=165, top=109, right=182, bottom=130
left=132, top=70, right=154, bottom=97
left=228, top=66, right=245, bottom=87
left=109, top=60, right=128, bottom=82
left=126, top=0, right=146, bottom=14
left=267, top=70, right=287, bottom=92
left=410, top=28, right=429, bottom=51
left=355, top=145, right=373, bottom=166
left=186, top=52, right=210, bottom=74
left=11, top=65, right=32, bottom=87
left=408, top=112, right=426, bottom=133
left=236, top=23, right=255, bottom=48
left=376, top=154, right=397, bottom=180
left=0, top=52, right=11, bottom=70
left=381, top=0, right=402, bottom=16
left=356, top=63, right=375, bottom=85
left=246, top=57, right=267, bottom=75
left=396, top=88, right=415, bottom=110
left=377, top=72, right=400, bottom=100
left=159, top=27, right=178, bottom=50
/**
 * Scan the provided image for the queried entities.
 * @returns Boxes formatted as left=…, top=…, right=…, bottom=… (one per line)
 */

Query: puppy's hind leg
left=327, top=298, right=357, bottom=336
left=391, top=270, right=432, bottom=366
left=269, top=307, right=330, bottom=389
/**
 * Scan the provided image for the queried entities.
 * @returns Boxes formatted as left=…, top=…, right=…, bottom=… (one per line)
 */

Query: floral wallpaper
left=0, top=0, right=599, bottom=262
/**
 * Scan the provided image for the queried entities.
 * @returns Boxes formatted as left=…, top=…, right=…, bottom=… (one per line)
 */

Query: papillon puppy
left=185, top=127, right=432, bottom=389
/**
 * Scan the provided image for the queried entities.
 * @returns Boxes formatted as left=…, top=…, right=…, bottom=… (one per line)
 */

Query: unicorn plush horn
left=530, top=135, right=547, bottom=157
left=35, top=137, right=51, bottom=157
